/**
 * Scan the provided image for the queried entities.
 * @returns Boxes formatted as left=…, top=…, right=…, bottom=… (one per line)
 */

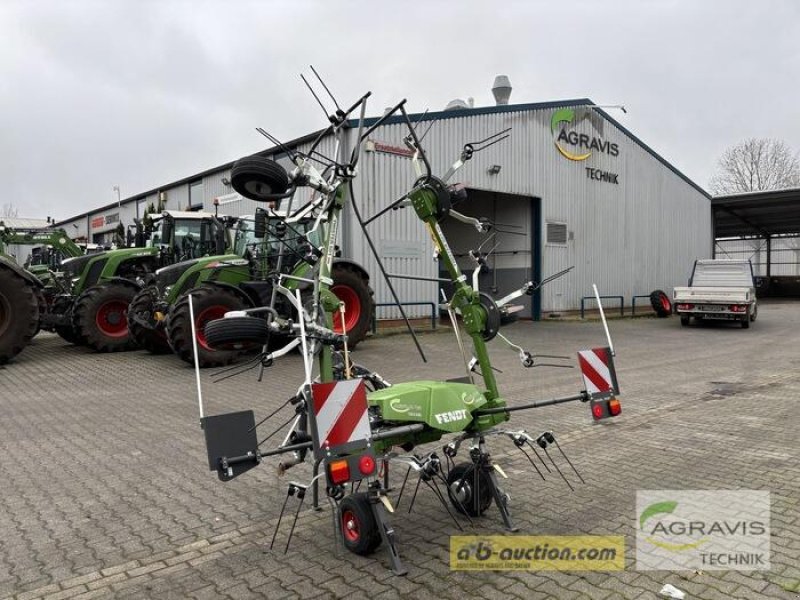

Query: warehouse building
left=58, top=79, right=712, bottom=320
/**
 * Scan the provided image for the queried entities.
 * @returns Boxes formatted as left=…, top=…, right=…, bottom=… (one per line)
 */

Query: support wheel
left=231, top=156, right=289, bottom=202
left=73, top=283, right=137, bottom=352
left=330, top=264, right=374, bottom=349
left=446, top=462, right=493, bottom=516
left=680, top=315, right=690, bottom=327
left=649, top=290, right=672, bottom=318
left=339, top=493, right=382, bottom=556
left=204, top=316, right=269, bottom=350
left=0, top=265, right=39, bottom=364
left=166, top=286, right=246, bottom=367
left=127, top=286, right=171, bottom=354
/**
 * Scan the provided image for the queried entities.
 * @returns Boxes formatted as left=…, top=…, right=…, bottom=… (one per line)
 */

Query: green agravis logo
left=640, top=501, right=707, bottom=551
left=551, top=108, right=619, bottom=161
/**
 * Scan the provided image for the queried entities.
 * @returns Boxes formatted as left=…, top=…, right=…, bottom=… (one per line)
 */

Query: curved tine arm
left=450, top=209, right=490, bottom=232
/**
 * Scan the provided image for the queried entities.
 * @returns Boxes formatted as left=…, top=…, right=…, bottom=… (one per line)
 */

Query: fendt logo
left=551, top=108, right=619, bottom=162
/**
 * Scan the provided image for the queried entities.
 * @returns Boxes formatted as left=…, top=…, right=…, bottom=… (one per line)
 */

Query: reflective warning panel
left=309, top=379, right=371, bottom=459
left=577, top=347, right=620, bottom=399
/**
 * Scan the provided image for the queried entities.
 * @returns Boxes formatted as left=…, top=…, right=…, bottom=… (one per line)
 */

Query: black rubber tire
left=330, top=264, right=374, bottom=349
left=0, top=266, right=39, bottom=365
left=741, top=318, right=750, bottom=329
left=339, top=493, right=382, bottom=556
left=446, top=463, right=493, bottom=517
left=33, top=289, right=45, bottom=337
left=680, top=315, right=690, bottom=326
left=650, top=289, right=672, bottom=318
left=204, top=316, right=269, bottom=350
left=50, top=296, right=83, bottom=345
left=73, top=283, right=138, bottom=352
left=166, top=286, right=246, bottom=368
left=127, top=286, right=171, bottom=354
left=750, top=305, right=758, bottom=322
left=231, top=156, right=289, bottom=202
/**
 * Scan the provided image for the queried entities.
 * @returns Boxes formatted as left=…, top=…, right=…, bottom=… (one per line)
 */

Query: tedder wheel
left=73, top=283, right=138, bottom=352
left=128, top=286, right=171, bottom=354
left=649, top=289, right=672, bottom=318
left=204, top=316, right=269, bottom=350
left=446, top=462, right=493, bottom=517
left=0, top=266, right=39, bottom=365
left=231, top=156, right=290, bottom=202
left=330, top=264, right=374, bottom=349
left=166, top=286, right=246, bottom=368
left=339, top=493, right=382, bottom=556
left=680, top=315, right=690, bottom=327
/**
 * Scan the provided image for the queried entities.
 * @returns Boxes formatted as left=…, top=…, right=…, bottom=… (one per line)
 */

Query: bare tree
left=2, top=203, right=19, bottom=218
left=709, top=138, right=800, bottom=195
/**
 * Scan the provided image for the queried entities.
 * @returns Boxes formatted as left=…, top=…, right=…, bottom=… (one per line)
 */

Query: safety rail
left=371, top=302, right=437, bottom=333
left=580, top=295, right=624, bottom=319
left=630, top=294, right=654, bottom=316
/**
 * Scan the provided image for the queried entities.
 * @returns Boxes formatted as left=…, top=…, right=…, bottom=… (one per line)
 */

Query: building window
left=188, top=180, right=204, bottom=211
left=546, top=222, right=568, bottom=245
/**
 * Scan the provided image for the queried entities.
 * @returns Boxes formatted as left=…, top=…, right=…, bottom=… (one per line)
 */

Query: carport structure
left=713, top=187, right=800, bottom=295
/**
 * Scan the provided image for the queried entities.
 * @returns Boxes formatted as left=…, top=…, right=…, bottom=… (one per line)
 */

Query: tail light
left=328, top=459, right=350, bottom=485
left=590, top=397, right=622, bottom=421
left=358, top=455, right=376, bottom=476
left=676, top=303, right=694, bottom=311
left=729, top=305, right=747, bottom=313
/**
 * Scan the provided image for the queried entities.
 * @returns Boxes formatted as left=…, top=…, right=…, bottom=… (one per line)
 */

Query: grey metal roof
left=712, top=188, right=800, bottom=238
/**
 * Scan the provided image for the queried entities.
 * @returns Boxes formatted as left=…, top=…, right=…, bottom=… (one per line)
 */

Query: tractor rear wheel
left=330, top=264, right=374, bottom=349
left=73, top=283, right=137, bottom=352
left=128, top=286, right=171, bottom=354
left=446, top=463, right=493, bottom=517
left=339, top=493, right=382, bottom=556
left=0, top=266, right=38, bottom=364
left=167, top=286, right=246, bottom=368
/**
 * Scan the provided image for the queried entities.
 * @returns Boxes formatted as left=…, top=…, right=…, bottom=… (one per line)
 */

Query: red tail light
left=358, top=455, right=376, bottom=476
left=608, top=397, right=622, bottom=416
left=676, top=303, right=694, bottom=311
left=729, top=305, right=747, bottom=313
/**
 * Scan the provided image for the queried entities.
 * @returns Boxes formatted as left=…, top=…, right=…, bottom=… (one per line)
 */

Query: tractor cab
left=145, top=210, right=234, bottom=264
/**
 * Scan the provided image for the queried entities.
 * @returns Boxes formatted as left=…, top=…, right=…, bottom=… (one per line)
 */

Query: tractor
left=128, top=204, right=373, bottom=368
left=43, top=210, right=233, bottom=352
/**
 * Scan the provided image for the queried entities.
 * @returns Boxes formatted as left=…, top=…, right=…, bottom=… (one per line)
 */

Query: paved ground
left=1, top=301, right=798, bottom=600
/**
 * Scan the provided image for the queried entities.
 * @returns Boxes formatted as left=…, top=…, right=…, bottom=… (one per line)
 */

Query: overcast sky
left=1, top=0, right=798, bottom=220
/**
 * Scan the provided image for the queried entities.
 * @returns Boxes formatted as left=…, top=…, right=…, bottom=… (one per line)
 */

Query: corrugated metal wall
left=716, top=237, right=800, bottom=276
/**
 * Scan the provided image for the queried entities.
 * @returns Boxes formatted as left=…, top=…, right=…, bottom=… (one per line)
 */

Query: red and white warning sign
left=310, top=379, right=371, bottom=458
left=577, top=347, right=620, bottom=397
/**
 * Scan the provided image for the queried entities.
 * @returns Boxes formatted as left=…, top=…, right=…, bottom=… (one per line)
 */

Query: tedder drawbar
left=191, top=73, right=623, bottom=575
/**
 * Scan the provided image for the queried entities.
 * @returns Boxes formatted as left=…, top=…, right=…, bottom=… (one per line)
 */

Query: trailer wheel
left=204, top=316, right=269, bottom=350
left=680, top=315, right=690, bottom=326
left=0, top=266, right=38, bottom=364
left=167, top=286, right=246, bottom=367
left=649, top=290, right=672, bottom=318
left=330, top=264, right=374, bottom=349
left=447, top=463, right=493, bottom=516
left=231, top=156, right=289, bottom=202
left=73, top=283, right=137, bottom=352
left=127, top=286, right=171, bottom=354
left=339, top=493, right=382, bottom=556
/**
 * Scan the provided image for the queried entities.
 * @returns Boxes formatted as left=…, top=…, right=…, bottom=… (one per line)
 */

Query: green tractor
left=44, top=210, right=233, bottom=352
left=0, top=254, right=41, bottom=364
left=0, top=224, right=87, bottom=325
left=128, top=206, right=374, bottom=368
